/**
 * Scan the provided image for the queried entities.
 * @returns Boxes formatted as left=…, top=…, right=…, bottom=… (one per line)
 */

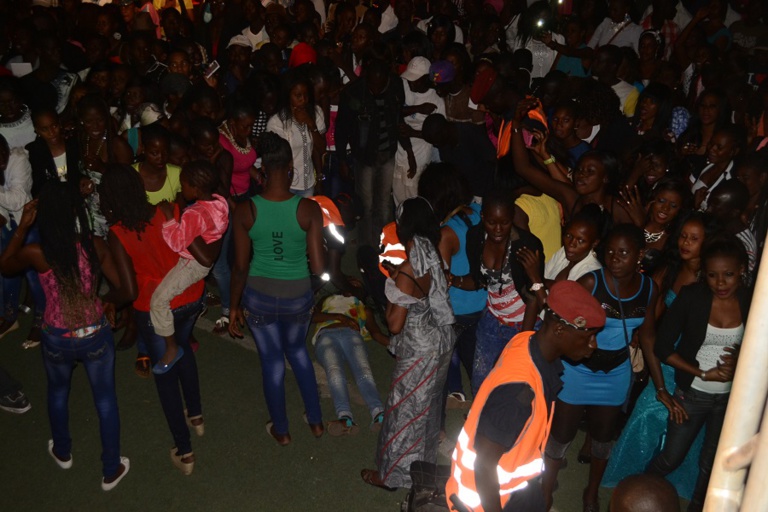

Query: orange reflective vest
left=378, top=221, right=406, bottom=278
left=497, top=103, right=548, bottom=159
left=311, top=195, right=346, bottom=244
left=445, top=332, right=554, bottom=512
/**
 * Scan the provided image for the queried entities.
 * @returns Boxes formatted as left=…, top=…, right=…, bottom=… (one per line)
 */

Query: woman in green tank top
left=229, top=133, right=326, bottom=446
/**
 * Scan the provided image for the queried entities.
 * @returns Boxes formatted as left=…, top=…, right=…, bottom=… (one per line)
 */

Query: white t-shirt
left=588, top=17, right=643, bottom=53
left=690, top=161, right=734, bottom=211
left=690, top=323, right=743, bottom=394
left=394, top=81, right=445, bottom=174
left=544, top=247, right=602, bottom=281
left=242, top=26, right=269, bottom=50
left=416, top=17, right=464, bottom=44
left=0, top=148, right=32, bottom=223
left=53, top=153, right=68, bottom=182
left=266, top=106, right=326, bottom=192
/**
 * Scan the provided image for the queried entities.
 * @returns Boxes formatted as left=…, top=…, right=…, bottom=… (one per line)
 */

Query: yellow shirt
left=133, top=162, right=181, bottom=205
left=514, top=193, right=562, bottom=263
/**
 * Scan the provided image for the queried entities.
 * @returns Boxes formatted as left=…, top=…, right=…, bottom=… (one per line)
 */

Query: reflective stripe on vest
left=445, top=332, right=553, bottom=512
left=378, top=222, right=406, bottom=277
left=311, top=195, right=346, bottom=244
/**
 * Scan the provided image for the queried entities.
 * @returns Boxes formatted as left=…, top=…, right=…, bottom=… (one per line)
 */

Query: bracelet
left=656, top=387, right=666, bottom=394
left=542, top=155, right=556, bottom=165
left=700, top=370, right=706, bottom=381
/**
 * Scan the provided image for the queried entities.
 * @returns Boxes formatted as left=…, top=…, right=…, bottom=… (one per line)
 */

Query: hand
left=529, top=128, right=549, bottom=159
left=693, top=186, right=708, bottom=210
left=514, top=96, right=540, bottom=123
left=157, top=200, right=175, bottom=220
left=538, top=31, right=553, bottom=46
left=18, top=199, right=38, bottom=230
left=229, top=308, right=246, bottom=338
left=516, top=247, right=542, bottom=284
left=103, top=302, right=117, bottom=328
left=381, top=259, right=400, bottom=279
left=681, top=142, right=699, bottom=156
left=415, top=103, right=437, bottom=115
left=703, top=365, right=733, bottom=383
left=407, top=152, right=417, bottom=179
left=657, top=390, right=689, bottom=424
left=618, top=185, right=647, bottom=227
left=80, top=177, right=95, bottom=197
left=203, top=74, right=218, bottom=89
left=333, top=314, right=360, bottom=331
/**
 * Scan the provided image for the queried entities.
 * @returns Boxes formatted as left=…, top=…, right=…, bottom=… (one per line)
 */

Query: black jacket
left=26, top=137, right=81, bottom=198
left=335, top=75, right=404, bottom=166
left=655, top=282, right=752, bottom=391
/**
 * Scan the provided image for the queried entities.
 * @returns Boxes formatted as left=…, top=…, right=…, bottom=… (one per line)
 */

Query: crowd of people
left=0, top=0, right=766, bottom=510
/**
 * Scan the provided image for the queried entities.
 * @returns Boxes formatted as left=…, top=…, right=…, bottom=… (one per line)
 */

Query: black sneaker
left=0, top=390, right=31, bottom=414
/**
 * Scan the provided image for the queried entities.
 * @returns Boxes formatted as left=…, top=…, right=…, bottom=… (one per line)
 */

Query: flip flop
left=152, top=346, right=185, bottom=375
left=360, top=469, right=396, bottom=492
left=134, top=355, right=151, bottom=378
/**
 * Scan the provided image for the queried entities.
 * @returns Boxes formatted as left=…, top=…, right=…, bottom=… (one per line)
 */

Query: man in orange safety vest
left=446, top=280, right=606, bottom=512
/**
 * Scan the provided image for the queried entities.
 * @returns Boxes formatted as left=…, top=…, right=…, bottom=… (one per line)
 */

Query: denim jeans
left=211, top=211, right=234, bottom=316
left=134, top=295, right=204, bottom=455
left=471, top=309, right=538, bottom=396
left=354, top=153, right=395, bottom=247
left=242, top=286, right=322, bottom=435
left=314, top=327, right=383, bottom=421
left=323, top=151, right=354, bottom=199
left=41, top=319, right=120, bottom=478
left=446, top=312, right=482, bottom=395
left=0, top=222, right=45, bottom=323
left=647, top=387, right=730, bottom=511
left=289, top=187, right=314, bottom=198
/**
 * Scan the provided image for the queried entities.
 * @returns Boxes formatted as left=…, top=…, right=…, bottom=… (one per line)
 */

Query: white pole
left=704, top=246, right=768, bottom=511
left=740, top=408, right=768, bottom=510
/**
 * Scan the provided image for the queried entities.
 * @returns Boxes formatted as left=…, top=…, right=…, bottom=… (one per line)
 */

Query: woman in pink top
left=0, top=182, right=129, bottom=491
left=212, top=102, right=257, bottom=333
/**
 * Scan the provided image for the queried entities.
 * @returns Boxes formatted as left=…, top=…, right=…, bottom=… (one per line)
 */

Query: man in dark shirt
left=335, top=58, right=405, bottom=247
left=447, top=280, right=605, bottom=512
left=421, top=113, right=496, bottom=201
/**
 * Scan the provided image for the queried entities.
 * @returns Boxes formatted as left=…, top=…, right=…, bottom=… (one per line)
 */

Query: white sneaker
left=47, top=440, right=72, bottom=469
left=101, top=457, right=130, bottom=491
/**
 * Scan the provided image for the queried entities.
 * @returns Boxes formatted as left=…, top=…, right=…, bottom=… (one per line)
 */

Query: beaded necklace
left=220, top=121, right=252, bottom=155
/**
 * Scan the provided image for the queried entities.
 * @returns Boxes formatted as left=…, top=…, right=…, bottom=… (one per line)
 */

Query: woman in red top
left=99, top=164, right=220, bottom=476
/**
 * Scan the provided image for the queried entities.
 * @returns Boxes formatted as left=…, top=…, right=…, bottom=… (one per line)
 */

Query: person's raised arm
left=510, top=98, right=579, bottom=212
left=229, top=200, right=255, bottom=338
left=0, top=200, right=46, bottom=275
left=110, top=136, right=134, bottom=165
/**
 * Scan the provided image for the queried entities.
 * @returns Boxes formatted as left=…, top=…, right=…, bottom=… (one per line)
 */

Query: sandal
left=212, top=316, right=229, bottom=335
left=134, top=355, right=151, bottom=379
left=370, top=412, right=384, bottom=433
left=205, top=291, right=221, bottom=307
left=327, top=416, right=359, bottom=437
left=360, top=469, right=396, bottom=492
left=184, top=409, right=205, bottom=437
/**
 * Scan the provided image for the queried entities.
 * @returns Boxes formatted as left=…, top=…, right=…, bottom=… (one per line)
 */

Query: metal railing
left=705, top=245, right=768, bottom=511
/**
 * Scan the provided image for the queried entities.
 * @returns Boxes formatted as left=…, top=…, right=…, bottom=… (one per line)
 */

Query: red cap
left=547, top=281, right=606, bottom=330
left=470, top=67, right=498, bottom=105
left=288, top=43, right=317, bottom=68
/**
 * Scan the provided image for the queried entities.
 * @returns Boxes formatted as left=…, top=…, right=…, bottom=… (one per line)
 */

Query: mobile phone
left=204, top=60, right=220, bottom=79
left=522, top=128, right=534, bottom=148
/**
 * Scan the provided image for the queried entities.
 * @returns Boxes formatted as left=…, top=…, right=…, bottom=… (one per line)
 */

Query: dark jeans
left=242, top=286, right=322, bottom=435
left=323, top=151, right=354, bottom=199
left=134, top=295, right=204, bottom=456
left=41, top=319, right=120, bottom=478
left=647, top=387, right=730, bottom=511
left=354, top=153, right=395, bottom=247
left=446, top=311, right=482, bottom=394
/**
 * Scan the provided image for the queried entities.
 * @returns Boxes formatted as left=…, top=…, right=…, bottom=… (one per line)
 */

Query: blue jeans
left=354, top=153, right=395, bottom=247
left=647, top=387, right=730, bottom=511
left=242, top=286, right=322, bottom=435
left=41, top=319, right=120, bottom=478
left=0, top=223, right=45, bottom=323
left=314, top=327, right=383, bottom=421
left=211, top=212, right=233, bottom=316
left=134, top=295, right=204, bottom=455
left=471, top=309, right=538, bottom=396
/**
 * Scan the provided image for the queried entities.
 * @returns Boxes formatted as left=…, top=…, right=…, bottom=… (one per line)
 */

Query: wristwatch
left=530, top=283, right=544, bottom=292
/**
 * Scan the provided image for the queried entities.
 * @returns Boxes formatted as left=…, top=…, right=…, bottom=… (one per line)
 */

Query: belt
left=44, top=320, right=107, bottom=339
